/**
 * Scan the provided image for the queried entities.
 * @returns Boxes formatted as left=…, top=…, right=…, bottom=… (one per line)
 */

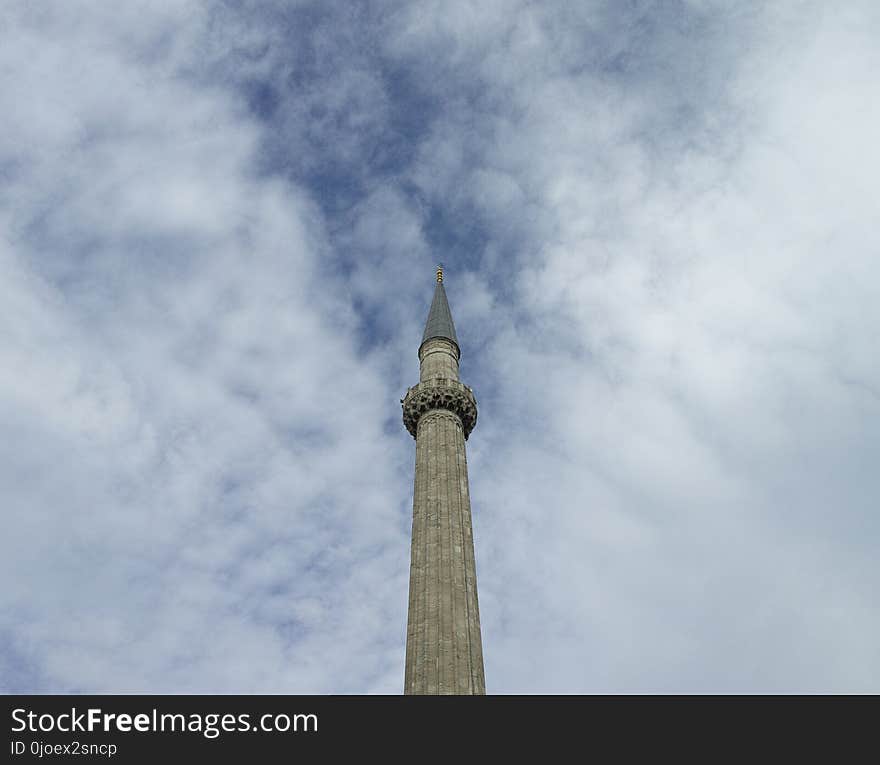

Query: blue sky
left=2, top=0, right=879, bottom=692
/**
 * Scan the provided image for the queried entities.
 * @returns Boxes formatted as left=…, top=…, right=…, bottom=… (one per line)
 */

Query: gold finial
left=436, top=264, right=443, bottom=283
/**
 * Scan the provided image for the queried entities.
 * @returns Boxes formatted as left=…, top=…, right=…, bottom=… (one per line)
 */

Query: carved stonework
left=402, top=377, right=478, bottom=439
left=417, top=409, right=463, bottom=436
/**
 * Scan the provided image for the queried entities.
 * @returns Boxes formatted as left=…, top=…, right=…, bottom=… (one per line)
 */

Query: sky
left=1, top=0, right=878, bottom=693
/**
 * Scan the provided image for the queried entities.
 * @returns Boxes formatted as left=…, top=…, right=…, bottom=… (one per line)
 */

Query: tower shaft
left=402, top=279, right=485, bottom=695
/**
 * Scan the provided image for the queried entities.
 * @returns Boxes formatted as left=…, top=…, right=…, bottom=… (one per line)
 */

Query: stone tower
left=401, top=266, right=485, bottom=694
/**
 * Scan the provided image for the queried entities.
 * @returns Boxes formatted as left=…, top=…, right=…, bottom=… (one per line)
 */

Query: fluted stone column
left=402, top=288, right=486, bottom=694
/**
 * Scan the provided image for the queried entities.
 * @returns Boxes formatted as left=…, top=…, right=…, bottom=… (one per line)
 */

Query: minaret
left=401, top=265, right=485, bottom=694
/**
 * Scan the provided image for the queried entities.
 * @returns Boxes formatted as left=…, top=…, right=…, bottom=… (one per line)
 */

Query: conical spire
left=421, top=265, right=459, bottom=350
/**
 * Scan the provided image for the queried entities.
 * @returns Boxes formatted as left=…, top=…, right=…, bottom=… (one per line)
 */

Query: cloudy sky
left=2, top=0, right=878, bottom=693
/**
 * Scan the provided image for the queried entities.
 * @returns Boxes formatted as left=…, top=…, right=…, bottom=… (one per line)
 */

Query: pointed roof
left=420, top=268, right=459, bottom=352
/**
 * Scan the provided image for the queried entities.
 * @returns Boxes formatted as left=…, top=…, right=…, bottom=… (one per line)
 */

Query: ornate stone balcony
left=401, top=377, right=478, bottom=439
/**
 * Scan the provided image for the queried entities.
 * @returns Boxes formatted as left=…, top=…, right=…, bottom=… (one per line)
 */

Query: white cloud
left=388, top=1, right=880, bottom=690
left=0, top=1, right=409, bottom=692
